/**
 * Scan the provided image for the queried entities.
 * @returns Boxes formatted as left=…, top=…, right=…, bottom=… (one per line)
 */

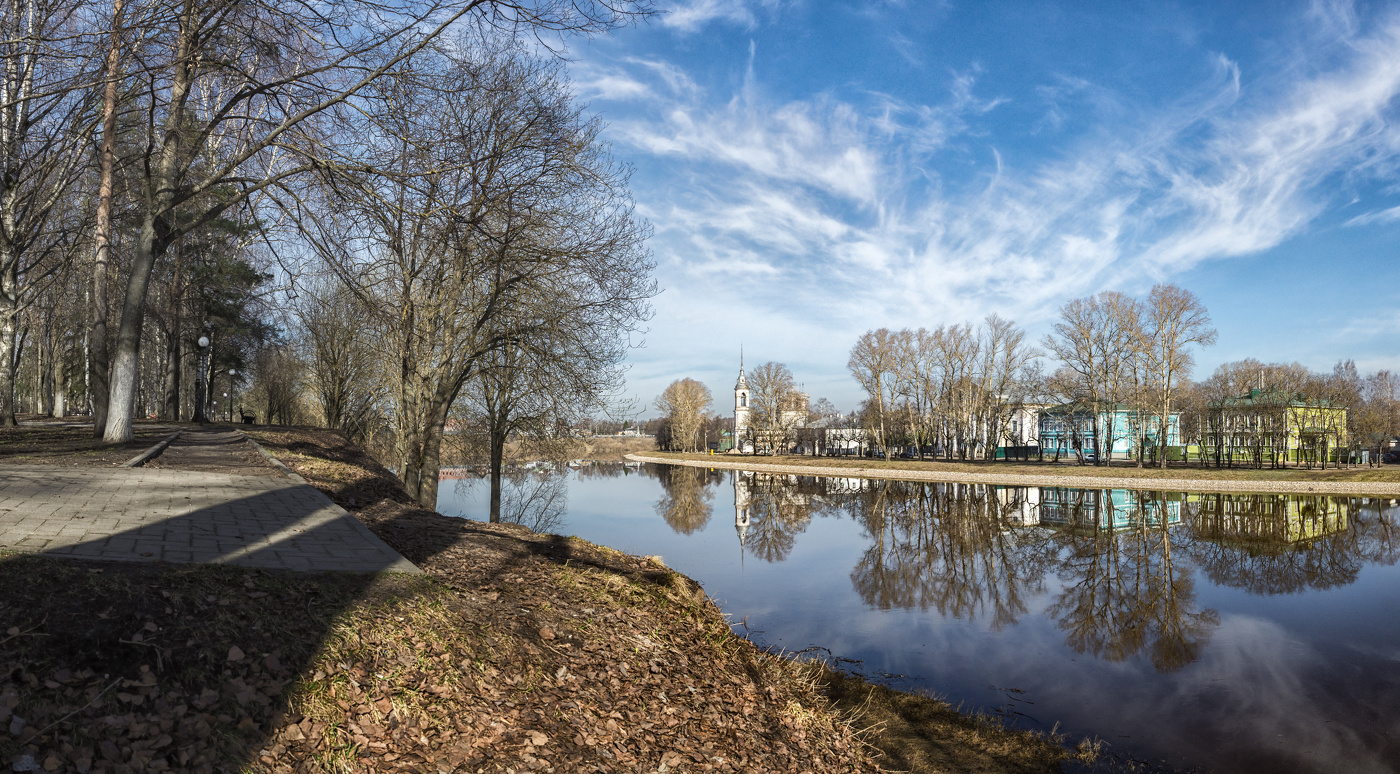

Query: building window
left=740, top=394, right=747, bottom=407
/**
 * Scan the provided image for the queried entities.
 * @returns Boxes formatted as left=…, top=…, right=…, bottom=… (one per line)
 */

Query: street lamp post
left=228, top=368, right=237, bottom=423
left=194, top=335, right=210, bottom=423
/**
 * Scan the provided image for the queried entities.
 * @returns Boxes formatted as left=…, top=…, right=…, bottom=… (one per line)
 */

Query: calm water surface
left=437, top=463, right=1400, bottom=774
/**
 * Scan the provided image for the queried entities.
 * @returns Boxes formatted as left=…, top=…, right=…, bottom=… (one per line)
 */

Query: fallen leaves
left=0, top=427, right=881, bottom=774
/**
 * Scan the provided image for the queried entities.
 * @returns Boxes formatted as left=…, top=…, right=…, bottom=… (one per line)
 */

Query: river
left=436, top=462, right=1400, bottom=773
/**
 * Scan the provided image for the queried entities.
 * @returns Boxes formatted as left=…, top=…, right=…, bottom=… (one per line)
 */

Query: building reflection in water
left=718, top=472, right=1398, bottom=673
left=732, top=472, right=823, bottom=563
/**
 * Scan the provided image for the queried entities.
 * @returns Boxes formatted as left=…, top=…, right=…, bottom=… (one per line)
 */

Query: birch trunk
left=104, top=0, right=194, bottom=443
left=0, top=257, right=15, bottom=426
left=89, top=0, right=124, bottom=437
left=52, top=334, right=65, bottom=417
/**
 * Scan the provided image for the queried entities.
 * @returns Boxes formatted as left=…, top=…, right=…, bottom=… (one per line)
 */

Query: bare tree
left=1359, top=371, right=1400, bottom=464
left=292, top=37, right=653, bottom=508
left=1044, top=292, right=1141, bottom=464
left=98, top=0, right=653, bottom=442
left=655, top=378, right=712, bottom=453
left=293, top=279, right=385, bottom=439
left=466, top=303, right=629, bottom=522
left=1143, top=284, right=1216, bottom=467
left=972, top=314, right=1039, bottom=461
left=746, top=361, right=801, bottom=454
left=848, top=329, right=899, bottom=458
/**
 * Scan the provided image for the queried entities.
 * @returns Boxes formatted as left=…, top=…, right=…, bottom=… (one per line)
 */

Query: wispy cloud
left=600, top=6, right=1400, bottom=339
left=659, top=0, right=781, bottom=33
left=1343, top=204, right=1400, bottom=226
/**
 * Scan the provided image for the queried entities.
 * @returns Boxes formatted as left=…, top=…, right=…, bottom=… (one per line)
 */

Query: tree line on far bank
left=654, top=283, right=1400, bottom=468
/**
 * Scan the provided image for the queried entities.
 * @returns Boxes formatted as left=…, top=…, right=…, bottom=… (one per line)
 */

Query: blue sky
left=566, top=0, right=1400, bottom=417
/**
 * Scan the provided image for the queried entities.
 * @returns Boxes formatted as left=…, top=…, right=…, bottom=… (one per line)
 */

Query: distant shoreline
left=626, top=453, right=1400, bottom=496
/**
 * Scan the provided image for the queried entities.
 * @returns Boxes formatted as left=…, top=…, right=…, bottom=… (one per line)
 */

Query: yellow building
left=1202, top=389, right=1347, bottom=465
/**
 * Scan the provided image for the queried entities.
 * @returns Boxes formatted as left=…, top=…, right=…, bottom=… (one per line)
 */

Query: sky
left=563, top=0, right=1400, bottom=418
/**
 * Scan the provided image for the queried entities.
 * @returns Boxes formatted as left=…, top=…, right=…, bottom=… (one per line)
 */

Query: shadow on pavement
left=0, top=465, right=682, bottom=772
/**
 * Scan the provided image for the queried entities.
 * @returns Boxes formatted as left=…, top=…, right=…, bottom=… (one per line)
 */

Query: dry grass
left=0, top=418, right=173, bottom=466
left=802, top=664, right=1102, bottom=774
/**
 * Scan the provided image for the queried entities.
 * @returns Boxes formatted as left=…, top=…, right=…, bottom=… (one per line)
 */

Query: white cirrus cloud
left=603, top=7, right=1400, bottom=339
left=659, top=0, right=781, bottom=33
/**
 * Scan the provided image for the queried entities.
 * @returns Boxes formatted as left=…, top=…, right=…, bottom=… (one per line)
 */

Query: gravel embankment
left=626, top=454, right=1400, bottom=496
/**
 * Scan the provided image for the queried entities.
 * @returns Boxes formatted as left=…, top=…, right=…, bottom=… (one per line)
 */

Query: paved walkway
left=0, top=428, right=419, bottom=573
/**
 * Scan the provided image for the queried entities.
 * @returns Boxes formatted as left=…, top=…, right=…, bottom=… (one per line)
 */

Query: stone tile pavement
left=0, top=465, right=420, bottom=573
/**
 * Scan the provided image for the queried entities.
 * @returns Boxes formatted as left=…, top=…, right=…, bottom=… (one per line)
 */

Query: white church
left=730, top=358, right=809, bottom=454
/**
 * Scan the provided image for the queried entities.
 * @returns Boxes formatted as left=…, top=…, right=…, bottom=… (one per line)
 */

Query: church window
left=740, top=393, right=747, bottom=407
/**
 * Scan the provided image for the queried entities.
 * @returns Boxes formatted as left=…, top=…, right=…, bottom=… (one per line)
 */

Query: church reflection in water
left=709, top=471, right=1397, bottom=673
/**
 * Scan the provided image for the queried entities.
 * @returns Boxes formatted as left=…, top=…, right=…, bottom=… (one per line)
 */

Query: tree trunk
left=401, top=421, right=445, bottom=510
left=104, top=215, right=161, bottom=441
left=52, top=337, right=66, bottom=418
left=0, top=255, right=18, bottom=427
left=163, top=325, right=180, bottom=420
left=90, top=0, right=124, bottom=438
left=489, top=425, right=506, bottom=522
left=39, top=322, right=54, bottom=417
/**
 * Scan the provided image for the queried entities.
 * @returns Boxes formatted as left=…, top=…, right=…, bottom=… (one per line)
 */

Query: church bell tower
left=734, top=349, right=750, bottom=449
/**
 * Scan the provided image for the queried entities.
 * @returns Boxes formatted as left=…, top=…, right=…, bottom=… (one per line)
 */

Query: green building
left=1202, top=389, right=1347, bottom=465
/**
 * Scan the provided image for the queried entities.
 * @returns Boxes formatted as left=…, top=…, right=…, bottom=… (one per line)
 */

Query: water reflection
left=438, top=466, right=1400, bottom=772
left=449, top=465, right=1400, bottom=677
left=735, top=473, right=825, bottom=562
left=653, top=465, right=719, bottom=535
left=719, top=473, right=1400, bottom=673
left=448, top=466, right=568, bottom=532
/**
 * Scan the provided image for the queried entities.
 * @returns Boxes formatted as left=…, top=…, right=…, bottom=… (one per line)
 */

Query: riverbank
left=246, top=427, right=1104, bottom=773
left=629, top=451, right=1400, bottom=496
left=0, top=423, right=1102, bottom=773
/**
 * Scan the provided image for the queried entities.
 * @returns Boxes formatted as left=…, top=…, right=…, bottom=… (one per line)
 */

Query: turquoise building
left=1038, top=402, right=1182, bottom=461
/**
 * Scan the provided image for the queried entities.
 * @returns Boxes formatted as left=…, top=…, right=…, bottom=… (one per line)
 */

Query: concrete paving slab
left=0, top=466, right=419, bottom=574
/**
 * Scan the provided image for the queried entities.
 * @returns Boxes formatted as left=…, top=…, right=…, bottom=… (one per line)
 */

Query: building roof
left=1041, top=401, right=1169, bottom=416
left=1208, top=388, right=1343, bottom=409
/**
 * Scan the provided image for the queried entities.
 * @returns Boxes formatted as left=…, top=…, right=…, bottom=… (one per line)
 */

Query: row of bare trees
left=848, top=315, right=1041, bottom=460
left=4, top=0, right=656, bottom=517
left=1041, top=284, right=1217, bottom=466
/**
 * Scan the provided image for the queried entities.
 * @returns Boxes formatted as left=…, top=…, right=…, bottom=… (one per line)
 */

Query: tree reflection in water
left=1182, top=494, right=1400, bottom=595
left=733, top=472, right=823, bottom=563
left=845, top=482, right=1054, bottom=632
left=1042, top=490, right=1218, bottom=672
left=450, top=467, right=568, bottom=533
left=653, top=465, right=720, bottom=535
left=724, top=474, right=1400, bottom=674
